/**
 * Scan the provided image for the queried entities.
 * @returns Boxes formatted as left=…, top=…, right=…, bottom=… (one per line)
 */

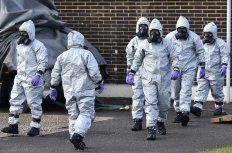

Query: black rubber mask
left=147, top=29, right=162, bottom=43
left=17, top=31, right=31, bottom=45
left=175, top=27, right=188, bottom=40
left=136, top=24, right=149, bottom=38
left=202, top=32, right=215, bottom=44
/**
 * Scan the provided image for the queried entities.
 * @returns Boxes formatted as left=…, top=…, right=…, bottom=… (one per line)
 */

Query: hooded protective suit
left=131, top=18, right=179, bottom=127
left=193, top=22, right=230, bottom=109
left=165, top=16, right=205, bottom=113
left=50, top=31, right=103, bottom=137
left=126, top=17, right=150, bottom=120
left=8, top=20, right=48, bottom=129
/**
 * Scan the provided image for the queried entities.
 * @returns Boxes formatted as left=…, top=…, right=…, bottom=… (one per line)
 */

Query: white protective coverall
left=165, top=16, right=205, bottom=112
left=126, top=17, right=150, bottom=120
left=50, top=31, right=103, bottom=138
left=9, top=20, right=48, bottom=129
left=194, top=22, right=230, bottom=109
left=131, top=18, right=179, bottom=127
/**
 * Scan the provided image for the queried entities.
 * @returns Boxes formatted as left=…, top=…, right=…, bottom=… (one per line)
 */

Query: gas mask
left=202, top=32, right=215, bottom=44
left=136, top=24, right=149, bottom=38
left=175, top=27, right=188, bottom=40
left=17, top=31, right=31, bottom=45
left=147, top=29, right=162, bottom=43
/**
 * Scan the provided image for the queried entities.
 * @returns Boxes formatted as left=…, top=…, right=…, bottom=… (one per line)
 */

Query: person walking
left=125, top=17, right=150, bottom=131
left=1, top=20, right=48, bottom=136
left=165, top=16, right=205, bottom=126
left=126, top=18, right=180, bottom=140
left=49, top=31, right=104, bottom=150
left=190, top=22, right=230, bottom=117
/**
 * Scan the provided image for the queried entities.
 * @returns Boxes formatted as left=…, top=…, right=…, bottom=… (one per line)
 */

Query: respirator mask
left=147, top=29, right=162, bottom=43
left=202, top=32, right=215, bottom=44
left=136, top=24, right=149, bottom=38
left=17, top=31, right=31, bottom=45
left=175, top=27, right=188, bottom=40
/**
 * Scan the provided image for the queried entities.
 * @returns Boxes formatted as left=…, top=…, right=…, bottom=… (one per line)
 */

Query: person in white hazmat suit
left=49, top=31, right=104, bottom=150
left=125, top=17, right=150, bottom=131
left=1, top=20, right=48, bottom=136
left=126, top=18, right=180, bottom=140
left=165, top=16, right=205, bottom=126
left=190, top=22, right=230, bottom=117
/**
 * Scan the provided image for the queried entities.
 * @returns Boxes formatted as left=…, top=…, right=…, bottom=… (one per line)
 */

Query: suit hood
left=176, top=16, right=190, bottom=29
left=19, top=20, right=35, bottom=41
left=149, top=18, right=163, bottom=36
left=203, top=22, right=217, bottom=39
left=136, top=17, right=150, bottom=33
left=67, top=31, right=84, bottom=49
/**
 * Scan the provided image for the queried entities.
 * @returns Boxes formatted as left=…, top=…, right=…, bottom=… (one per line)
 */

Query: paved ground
left=0, top=98, right=232, bottom=153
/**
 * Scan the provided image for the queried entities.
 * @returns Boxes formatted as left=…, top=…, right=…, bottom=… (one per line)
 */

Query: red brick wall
left=54, top=0, right=230, bottom=84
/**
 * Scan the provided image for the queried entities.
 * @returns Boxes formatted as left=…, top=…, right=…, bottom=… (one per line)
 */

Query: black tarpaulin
left=0, top=0, right=107, bottom=72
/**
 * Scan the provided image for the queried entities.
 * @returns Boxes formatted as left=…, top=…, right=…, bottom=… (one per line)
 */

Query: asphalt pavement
left=0, top=97, right=232, bottom=153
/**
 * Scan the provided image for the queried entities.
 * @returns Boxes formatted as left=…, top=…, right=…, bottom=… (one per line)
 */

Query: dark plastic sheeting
left=0, top=0, right=107, bottom=72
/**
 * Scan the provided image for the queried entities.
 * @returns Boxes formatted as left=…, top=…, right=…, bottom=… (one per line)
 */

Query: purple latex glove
left=98, top=83, right=104, bottom=94
left=220, top=65, right=227, bottom=76
left=31, top=74, right=41, bottom=86
left=171, top=70, right=179, bottom=80
left=49, top=88, right=57, bottom=101
left=199, top=67, right=205, bottom=79
left=126, top=73, right=134, bottom=85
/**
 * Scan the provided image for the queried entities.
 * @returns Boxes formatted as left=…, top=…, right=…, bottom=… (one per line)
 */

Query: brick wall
left=54, top=0, right=230, bottom=84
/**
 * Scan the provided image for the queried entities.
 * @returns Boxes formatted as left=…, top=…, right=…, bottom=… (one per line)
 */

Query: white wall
left=97, top=84, right=232, bottom=103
